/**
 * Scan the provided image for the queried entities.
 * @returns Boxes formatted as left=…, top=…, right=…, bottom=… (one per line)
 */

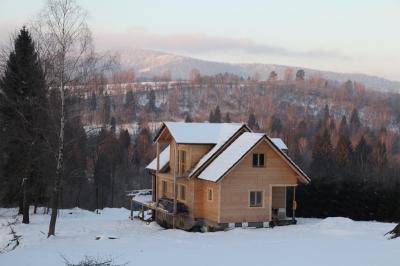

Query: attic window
left=252, top=153, right=265, bottom=167
left=178, top=150, right=186, bottom=175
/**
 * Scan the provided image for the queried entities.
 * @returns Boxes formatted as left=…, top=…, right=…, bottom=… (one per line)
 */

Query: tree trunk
left=18, top=196, right=23, bottom=215
left=22, top=178, right=30, bottom=224
left=48, top=75, right=65, bottom=237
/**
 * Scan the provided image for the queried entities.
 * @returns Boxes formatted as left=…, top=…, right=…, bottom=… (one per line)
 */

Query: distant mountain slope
left=117, top=49, right=400, bottom=93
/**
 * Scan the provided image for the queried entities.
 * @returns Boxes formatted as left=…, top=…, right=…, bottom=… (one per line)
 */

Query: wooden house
left=141, top=122, right=310, bottom=230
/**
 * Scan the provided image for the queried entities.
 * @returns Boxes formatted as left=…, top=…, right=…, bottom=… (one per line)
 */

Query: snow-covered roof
left=199, top=133, right=265, bottom=182
left=271, top=138, right=288, bottom=150
left=162, top=122, right=244, bottom=144
left=145, top=145, right=170, bottom=171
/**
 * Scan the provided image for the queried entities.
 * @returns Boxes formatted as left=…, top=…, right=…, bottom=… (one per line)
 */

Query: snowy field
left=0, top=208, right=399, bottom=266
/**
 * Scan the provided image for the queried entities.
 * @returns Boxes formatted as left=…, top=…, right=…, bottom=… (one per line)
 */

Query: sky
left=0, top=0, right=399, bottom=81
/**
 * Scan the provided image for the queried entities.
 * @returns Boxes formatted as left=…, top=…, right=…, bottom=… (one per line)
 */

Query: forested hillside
left=1, top=35, right=400, bottom=222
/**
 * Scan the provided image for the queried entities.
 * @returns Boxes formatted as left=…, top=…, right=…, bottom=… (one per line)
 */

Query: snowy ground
left=0, top=208, right=398, bottom=266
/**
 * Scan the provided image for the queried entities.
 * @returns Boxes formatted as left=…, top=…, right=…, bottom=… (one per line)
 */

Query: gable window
left=179, top=184, right=186, bottom=201
left=249, top=191, right=263, bottom=207
left=161, top=180, right=167, bottom=196
left=252, top=153, right=265, bottom=167
left=207, top=188, right=213, bottom=201
left=178, top=150, right=186, bottom=175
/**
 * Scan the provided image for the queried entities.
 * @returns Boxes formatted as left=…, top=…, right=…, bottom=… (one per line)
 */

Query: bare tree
left=32, top=0, right=93, bottom=237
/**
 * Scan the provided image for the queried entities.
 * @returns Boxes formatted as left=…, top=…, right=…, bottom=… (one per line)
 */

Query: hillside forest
left=1, top=27, right=400, bottom=226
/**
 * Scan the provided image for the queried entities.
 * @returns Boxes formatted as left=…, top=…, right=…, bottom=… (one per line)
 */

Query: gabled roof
left=145, top=145, right=170, bottom=171
left=271, top=138, right=288, bottom=150
left=198, top=133, right=310, bottom=183
left=199, top=133, right=264, bottom=182
left=155, top=122, right=245, bottom=144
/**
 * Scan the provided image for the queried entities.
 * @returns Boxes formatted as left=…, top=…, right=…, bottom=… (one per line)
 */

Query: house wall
left=168, top=140, right=212, bottom=176
left=193, top=179, right=220, bottom=222
left=219, top=141, right=298, bottom=223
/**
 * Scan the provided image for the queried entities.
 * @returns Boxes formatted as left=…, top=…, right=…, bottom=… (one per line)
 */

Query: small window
left=179, top=150, right=186, bottom=175
left=207, top=188, right=213, bottom=201
left=179, top=184, right=186, bottom=201
left=162, top=180, right=167, bottom=196
left=249, top=191, right=263, bottom=207
left=252, top=153, right=265, bottom=167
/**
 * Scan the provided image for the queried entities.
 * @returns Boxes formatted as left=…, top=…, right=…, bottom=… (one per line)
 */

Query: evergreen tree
left=185, top=113, right=193, bottom=122
left=350, top=108, right=361, bottom=133
left=224, top=112, right=231, bottom=123
left=248, top=113, right=259, bottom=130
left=334, top=133, right=353, bottom=179
left=208, top=110, right=215, bottom=123
left=310, top=128, right=334, bottom=179
left=110, top=117, right=116, bottom=134
left=270, top=115, right=282, bottom=135
left=353, top=136, right=372, bottom=182
left=0, top=27, right=49, bottom=223
left=147, top=90, right=156, bottom=111
left=214, top=106, right=221, bottom=123
left=90, top=91, right=97, bottom=111
left=339, top=115, right=349, bottom=137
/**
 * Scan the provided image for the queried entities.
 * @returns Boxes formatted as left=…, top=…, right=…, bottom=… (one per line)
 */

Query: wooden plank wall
left=219, top=141, right=298, bottom=223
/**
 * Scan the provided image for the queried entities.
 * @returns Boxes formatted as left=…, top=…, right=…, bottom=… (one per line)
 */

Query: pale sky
left=1, top=0, right=399, bottom=81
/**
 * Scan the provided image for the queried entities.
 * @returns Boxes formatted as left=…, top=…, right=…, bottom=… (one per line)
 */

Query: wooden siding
left=193, top=179, right=220, bottom=221
left=219, top=140, right=298, bottom=223
left=168, top=141, right=212, bottom=176
left=272, top=187, right=286, bottom=209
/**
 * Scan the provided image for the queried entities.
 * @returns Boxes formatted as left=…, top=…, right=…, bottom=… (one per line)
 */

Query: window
left=252, top=153, right=265, bottom=167
left=249, top=191, right=263, bottom=207
left=161, top=180, right=167, bottom=196
left=179, top=184, right=186, bottom=201
left=207, top=188, right=213, bottom=201
left=178, top=150, right=186, bottom=175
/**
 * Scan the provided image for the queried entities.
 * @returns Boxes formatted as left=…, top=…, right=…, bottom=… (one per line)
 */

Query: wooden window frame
left=178, top=150, right=187, bottom=175
left=249, top=190, right=264, bottom=208
left=178, top=184, right=187, bottom=202
left=161, top=180, right=168, bottom=196
left=252, top=153, right=265, bottom=168
left=207, top=188, right=213, bottom=202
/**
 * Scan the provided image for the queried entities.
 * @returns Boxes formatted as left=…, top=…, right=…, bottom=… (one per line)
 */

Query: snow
left=271, top=138, right=288, bottom=150
left=0, top=208, right=398, bottom=266
left=145, top=145, right=170, bottom=171
left=199, top=133, right=264, bottom=182
left=164, top=122, right=243, bottom=144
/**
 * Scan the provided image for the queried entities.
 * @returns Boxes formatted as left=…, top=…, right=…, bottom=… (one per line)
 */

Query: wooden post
left=292, top=187, right=297, bottom=222
left=173, top=144, right=178, bottom=229
left=155, top=142, right=160, bottom=203
left=130, top=198, right=133, bottom=220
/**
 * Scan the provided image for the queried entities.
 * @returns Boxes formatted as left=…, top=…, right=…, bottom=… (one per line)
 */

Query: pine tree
left=353, top=136, right=372, bottom=182
left=339, top=115, right=349, bottom=137
left=214, top=106, right=221, bottom=123
left=224, top=112, right=231, bottom=123
left=0, top=27, right=49, bottom=224
left=334, top=133, right=353, bottom=179
left=185, top=113, right=193, bottom=122
left=90, top=91, right=97, bottom=111
left=310, top=128, right=334, bottom=179
left=147, top=90, right=156, bottom=111
left=270, top=115, right=282, bottom=135
left=208, top=110, right=215, bottom=123
left=350, top=108, right=361, bottom=133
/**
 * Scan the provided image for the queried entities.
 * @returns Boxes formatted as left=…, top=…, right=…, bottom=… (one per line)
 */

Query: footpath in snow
left=0, top=207, right=398, bottom=266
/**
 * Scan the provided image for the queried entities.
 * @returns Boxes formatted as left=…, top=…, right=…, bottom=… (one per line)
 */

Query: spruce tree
left=214, top=106, right=221, bottom=123
left=208, top=110, right=215, bottom=123
left=248, top=113, right=257, bottom=130
left=334, top=133, right=353, bottom=179
left=310, top=128, right=334, bottom=179
left=339, top=115, right=349, bottom=137
left=350, top=108, right=361, bottom=133
left=0, top=27, right=49, bottom=223
left=224, top=112, right=231, bottom=123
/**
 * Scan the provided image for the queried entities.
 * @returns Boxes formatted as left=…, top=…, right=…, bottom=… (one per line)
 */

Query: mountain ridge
left=115, top=49, right=400, bottom=93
